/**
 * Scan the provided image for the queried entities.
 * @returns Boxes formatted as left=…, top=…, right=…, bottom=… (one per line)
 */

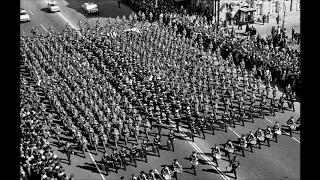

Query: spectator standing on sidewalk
left=276, top=14, right=280, bottom=25
left=262, top=14, right=266, bottom=25
left=267, top=12, right=270, bottom=23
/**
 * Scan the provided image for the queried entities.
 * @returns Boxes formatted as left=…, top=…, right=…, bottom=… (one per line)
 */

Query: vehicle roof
left=20, top=9, right=27, bottom=13
left=83, top=2, right=96, bottom=6
left=48, top=1, right=58, bottom=5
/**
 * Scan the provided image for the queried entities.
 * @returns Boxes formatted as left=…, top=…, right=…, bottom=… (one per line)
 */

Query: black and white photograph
left=20, top=0, right=301, bottom=180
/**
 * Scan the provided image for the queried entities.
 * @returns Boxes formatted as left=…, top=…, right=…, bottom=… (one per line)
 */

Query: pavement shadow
left=77, top=163, right=100, bottom=174
left=202, top=168, right=220, bottom=175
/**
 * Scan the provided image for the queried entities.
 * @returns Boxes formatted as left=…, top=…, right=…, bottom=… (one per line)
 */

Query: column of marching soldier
left=20, top=14, right=300, bottom=180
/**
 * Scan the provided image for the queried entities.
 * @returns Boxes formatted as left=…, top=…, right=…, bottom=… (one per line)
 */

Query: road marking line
left=168, top=121, right=229, bottom=179
left=264, top=117, right=300, bottom=144
left=88, top=152, right=106, bottom=180
left=56, top=12, right=78, bottom=30
left=41, top=24, right=48, bottom=32
left=177, top=130, right=230, bottom=180
left=228, top=127, right=240, bottom=138
left=28, top=9, right=33, bottom=15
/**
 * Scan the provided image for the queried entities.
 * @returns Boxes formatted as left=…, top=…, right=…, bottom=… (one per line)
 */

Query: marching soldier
left=259, top=101, right=266, bottom=119
left=272, top=87, right=277, bottom=99
left=279, top=94, right=286, bottom=113
left=229, top=156, right=240, bottom=179
left=122, top=125, right=130, bottom=146
left=255, top=128, right=264, bottom=149
left=144, top=120, right=151, bottom=140
left=264, top=126, right=273, bottom=147
left=148, top=170, right=156, bottom=180
left=113, top=127, right=120, bottom=149
left=246, top=131, right=256, bottom=153
left=101, top=152, right=110, bottom=175
left=172, top=159, right=182, bottom=180
left=270, top=98, right=276, bottom=116
left=156, top=116, right=163, bottom=136
left=80, top=136, right=88, bottom=158
left=190, top=151, right=198, bottom=175
left=130, top=143, right=138, bottom=167
left=239, top=106, right=246, bottom=126
left=93, top=133, right=99, bottom=155
left=62, top=142, right=73, bottom=165
left=134, top=122, right=140, bottom=142
left=211, top=145, right=221, bottom=167
left=287, top=117, right=296, bottom=137
left=198, top=118, right=206, bottom=139
left=141, top=140, right=149, bottom=163
left=273, top=122, right=282, bottom=143
left=111, top=149, right=119, bottom=173
left=174, top=111, right=181, bottom=133
left=54, top=124, right=62, bottom=147
left=247, top=105, right=255, bottom=123
left=238, top=135, right=247, bottom=157
left=130, top=174, right=138, bottom=180
left=289, top=92, right=296, bottom=112
left=225, top=140, right=235, bottom=162
left=207, top=112, right=216, bottom=135
left=168, top=129, right=175, bottom=152
left=161, top=166, right=171, bottom=180
left=189, top=120, right=196, bottom=142
left=119, top=147, right=127, bottom=171
left=222, top=112, right=228, bottom=133
left=153, top=134, right=161, bottom=157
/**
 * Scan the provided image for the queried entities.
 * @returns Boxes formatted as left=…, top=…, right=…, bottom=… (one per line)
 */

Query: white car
left=81, top=2, right=98, bottom=15
left=47, top=1, right=60, bottom=12
left=20, top=8, right=30, bottom=22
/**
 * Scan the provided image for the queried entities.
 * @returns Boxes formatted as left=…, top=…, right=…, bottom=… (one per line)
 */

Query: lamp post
left=281, top=2, right=286, bottom=27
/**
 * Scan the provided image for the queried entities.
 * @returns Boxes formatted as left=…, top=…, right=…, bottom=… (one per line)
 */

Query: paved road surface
left=20, top=1, right=300, bottom=180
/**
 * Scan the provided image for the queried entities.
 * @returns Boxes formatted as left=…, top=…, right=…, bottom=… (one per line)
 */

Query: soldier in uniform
left=198, top=118, right=206, bottom=139
left=122, top=125, right=130, bottom=146
left=211, top=145, right=221, bottom=167
left=279, top=94, right=286, bottom=113
left=207, top=112, right=216, bottom=135
left=80, top=136, right=88, bottom=158
left=259, top=101, right=266, bottom=119
left=144, top=120, right=151, bottom=140
left=247, top=105, right=255, bottom=123
left=264, top=126, right=273, bottom=147
left=111, top=149, right=119, bottom=173
left=130, top=174, right=138, bottom=180
left=130, top=143, right=137, bottom=167
left=119, top=147, right=127, bottom=171
left=229, top=156, right=240, bottom=179
left=172, top=159, right=182, bottom=180
left=141, top=140, right=149, bottom=163
left=238, top=135, right=247, bottom=157
left=62, top=142, right=73, bottom=165
left=189, top=151, right=198, bottom=175
left=270, top=98, right=276, bottom=116
left=246, top=131, right=256, bottom=153
left=133, top=122, right=140, bottom=142
left=156, top=116, right=163, bottom=136
left=189, top=120, right=196, bottom=142
left=273, top=122, right=281, bottom=142
left=153, top=135, right=161, bottom=157
left=287, top=117, right=295, bottom=137
left=148, top=170, right=156, bottom=180
left=54, top=124, right=62, bottom=147
left=222, top=111, right=229, bottom=133
left=225, top=140, right=235, bottom=162
left=174, top=111, right=181, bottom=133
left=289, top=92, right=296, bottom=112
left=255, top=128, right=264, bottom=149
left=93, top=133, right=99, bottom=155
left=101, top=152, right=110, bottom=175
left=168, top=129, right=175, bottom=152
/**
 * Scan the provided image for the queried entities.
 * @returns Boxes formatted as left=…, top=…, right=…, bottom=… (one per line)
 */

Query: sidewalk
left=227, top=11, right=300, bottom=50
